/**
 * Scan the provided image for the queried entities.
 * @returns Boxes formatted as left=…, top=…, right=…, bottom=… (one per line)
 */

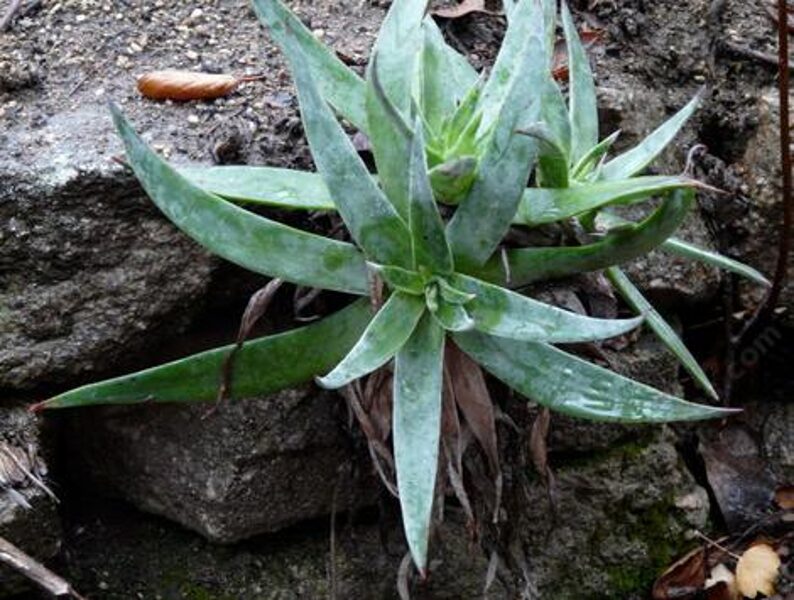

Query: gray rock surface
left=736, top=89, right=794, bottom=324
left=57, top=426, right=706, bottom=600
left=519, top=428, right=709, bottom=599
left=65, top=385, right=375, bottom=543
left=0, top=144, right=215, bottom=390
left=0, top=407, right=61, bottom=597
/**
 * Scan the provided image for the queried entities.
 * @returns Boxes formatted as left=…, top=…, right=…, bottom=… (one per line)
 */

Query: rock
left=0, top=406, right=61, bottom=597
left=735, top=89, right=794, bottom=325
left=64, top=385, right=375, bottom=544
left=59, top=496, right=503, bottom=600
left=0, top=105, right=216, bottom=391
left=59, top=426, right=705, bottom=600
left=519, top=428, right=709, bottom=599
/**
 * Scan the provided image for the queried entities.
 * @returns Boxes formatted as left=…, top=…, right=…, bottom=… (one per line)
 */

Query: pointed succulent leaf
left=596, top=211, right=771, bottom=286
left=251, top=0, right=367, bottom=131
left=394, top=313, right=445, bottom=571
left=515, top=175, right=700, bottom=226
left=369, top=263, right=426, bottom=295
left=39, top=299, right=373, bottom=409
left=447, top=17, right=544, bottom=269
left=431, top=299, right=476, bottom=331
left=436, top=277, right=476, bottom=304
left=478, top=0, right=545, bottom=132
left=607, top=267, right=718, bottom=399
left=542, top=0, right=557, bottom=65
left=366, top=54, right=414, bottom=219
left=472, top=189, right=694, bottom=287
left=519, top=122, right=569, bottom=188
left=371, top=0, right=428, bottom=113
left=109, top=104, right=368, bottom=295
left=180, top=165, right=335, bottom=211
left=562, top=1, right=599, bottom=164
left=502, top=0, right=519, bottom=21
left=571, top=130, right=621, bottom=180
left=409, top=119, right=454, bottom=273
left=419, top=19, right=478, bottom=129
left=428, top=156, right=478, bottom=205
left=317, top=293, right=426, bottom=389
left=601, top=92, right=701, bottom=180
left=449, top=274, right=644, bottom=343
left=282, top=30, right=412, bottom=266
left=453, top=331, right=738, bottom=422
left=444, top=76, right=485, bottom=149
left=539, top=75, right=572, bottom=159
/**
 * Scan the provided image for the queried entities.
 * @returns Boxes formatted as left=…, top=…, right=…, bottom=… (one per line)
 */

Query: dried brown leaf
left=431, top=0, right=499, bottom=19
left=652, top=546, right=706, bottom=600
left=735, top=543, right=781, bottom=598
left=137, top=70, right=241, bottom=101
left=774, top=485, right=794, bottom=510
left=213, top=279, right=283, bottom=410
left=529, top=408, right=551, bottom=477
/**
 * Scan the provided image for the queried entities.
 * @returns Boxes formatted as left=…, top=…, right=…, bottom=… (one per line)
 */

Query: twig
left=722, top=39, right=794, bottom=71
left=693, top=530, right=742, bottom=560
left=0, top=536, right=86, bottom=599
left=0, top=0, right=22, bottom=31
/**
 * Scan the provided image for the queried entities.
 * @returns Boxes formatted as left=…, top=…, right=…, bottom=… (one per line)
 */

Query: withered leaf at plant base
left=445, top=342, right=502, bottom=520
left=137, top=70, right=254, bottom=101
left=735, top=543, right=781, bottom=598
left=652, top=546, right=706, bottom=600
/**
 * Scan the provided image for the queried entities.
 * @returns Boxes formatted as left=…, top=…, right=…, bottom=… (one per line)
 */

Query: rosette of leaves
left=36, top=0, right=749, bottom=572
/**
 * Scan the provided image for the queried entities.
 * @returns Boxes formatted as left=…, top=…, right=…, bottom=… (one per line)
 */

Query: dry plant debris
left=137, top=70, right=263, bottom=101
left=735, top=544, right=782, bottom=598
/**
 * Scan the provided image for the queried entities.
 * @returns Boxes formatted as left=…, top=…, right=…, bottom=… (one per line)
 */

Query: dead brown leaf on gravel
left=137, top=70, right=264, bottom=101
left=430, top=0, right=500, bottom=19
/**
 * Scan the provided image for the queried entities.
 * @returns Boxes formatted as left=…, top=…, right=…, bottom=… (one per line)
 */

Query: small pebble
left=187, top=114, right=200, bottom=125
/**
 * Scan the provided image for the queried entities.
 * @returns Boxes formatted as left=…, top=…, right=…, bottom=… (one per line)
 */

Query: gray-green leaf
left=472, top=189, right=694, bottom=287
left=317, top=293, right=425, bottom=389
left=251, top=0, right=367, bottom=131
left=515, top=175, right=700, bottom=226
left=394, top=313, right=445, bottom=571
left=450, top=274, right=644, bottom=342
left=409, top=119, right=454, bottom=273
left=180, top=165, right=335, bottom=211
left=607, top=266, right=718, bottom=400
left=600, top=92, right=701, bottom=181
left=562, top=1, right=599, bottom=164
left=453, top=331, right=738, bottom=422
left=40, top=299, right=373, bottom=408
left=110, top=103, right=368, bottom=295
left=282, top=28, right=412, bottom=267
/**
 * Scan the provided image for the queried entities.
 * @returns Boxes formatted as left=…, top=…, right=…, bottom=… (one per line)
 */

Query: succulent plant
left=36, top=0, right=765, bottom=573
